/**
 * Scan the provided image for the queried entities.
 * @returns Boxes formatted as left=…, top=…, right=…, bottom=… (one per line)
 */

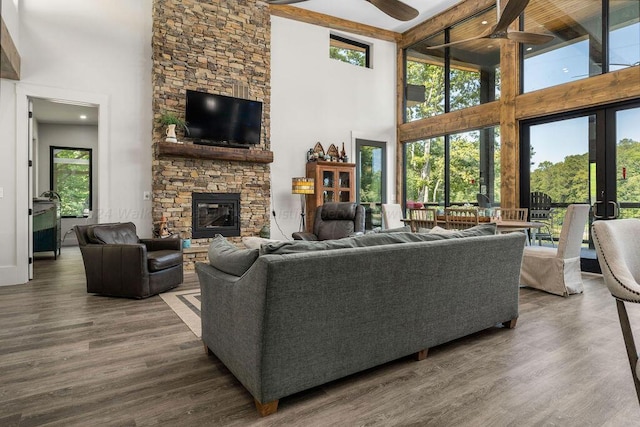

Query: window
left=522, top=0, right=639, bottom=92
left=404, top=126, right=500, bottom=207
left=404, top=6, right=500, bottom=122
left=50, top=147, right=92, bottom=217
left=330, top=34, right=370, bottom=68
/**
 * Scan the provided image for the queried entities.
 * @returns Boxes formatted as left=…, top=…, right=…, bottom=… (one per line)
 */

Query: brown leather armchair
left=292, top=202, right=366, bottom=241
left=74, top=222, right=183, bottom=298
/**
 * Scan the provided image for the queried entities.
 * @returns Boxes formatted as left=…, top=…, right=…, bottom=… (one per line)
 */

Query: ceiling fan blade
left=494, top=0, right=530, bottom=33
left=426, top=34, right=488, bottom=50
left=267, top=0, right=308, bottom=4
left=366, top=0, right=419, bottom=21
left=507, top=31, right=554, bottom=45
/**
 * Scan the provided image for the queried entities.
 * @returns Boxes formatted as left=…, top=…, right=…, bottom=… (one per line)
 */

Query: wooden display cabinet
left=305, top=161, right=355, bottom=233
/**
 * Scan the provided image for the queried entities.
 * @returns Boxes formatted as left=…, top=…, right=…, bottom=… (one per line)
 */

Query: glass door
left=356, top=139, right=387, bottom=229
left=596, top=104, right=640, bottom=219
left=522, top=102, right=640, bottom=269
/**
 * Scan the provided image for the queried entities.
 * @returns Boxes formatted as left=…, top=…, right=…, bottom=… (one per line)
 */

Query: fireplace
left=192, top=193, right=240, bottom=238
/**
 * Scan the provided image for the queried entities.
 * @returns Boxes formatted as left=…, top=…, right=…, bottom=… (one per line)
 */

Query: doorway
left=521, top=101, right=640, bottom=269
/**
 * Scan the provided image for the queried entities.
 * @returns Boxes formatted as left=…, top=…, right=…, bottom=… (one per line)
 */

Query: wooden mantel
left=157, top=141, right=274, bottom=164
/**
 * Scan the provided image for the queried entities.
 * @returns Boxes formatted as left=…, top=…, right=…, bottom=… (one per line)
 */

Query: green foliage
left=330, top=47, right=366, bottom=67
left=530, top=138, right=640, bottom=221
left=159, top=112, right=186, bottom=129
left=53, top=149, right=91, bottom=217
left=359, top=146, right=382, bottom=203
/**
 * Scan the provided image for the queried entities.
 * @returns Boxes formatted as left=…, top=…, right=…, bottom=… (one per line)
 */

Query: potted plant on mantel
left=159, top=112, right=187, bottom=144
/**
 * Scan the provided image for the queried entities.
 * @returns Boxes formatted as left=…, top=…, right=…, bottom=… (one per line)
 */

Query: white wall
left=0, top=0, right=153, bottom=285
left=36, top=123, right=99, bottom=245
left=270, top=16, right=397, bottom=239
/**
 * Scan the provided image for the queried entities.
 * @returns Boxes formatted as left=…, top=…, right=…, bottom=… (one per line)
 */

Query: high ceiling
left=282, top=0, right=463, bottom=32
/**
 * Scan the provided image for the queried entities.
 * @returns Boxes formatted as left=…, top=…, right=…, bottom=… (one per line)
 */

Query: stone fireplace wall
left=151, top=0, right=271, bottom=267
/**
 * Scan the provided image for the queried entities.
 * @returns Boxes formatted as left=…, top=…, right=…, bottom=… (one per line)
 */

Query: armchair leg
left=254, top=398, right=279, bottom=417
left=616, top=299, right=640, bottom=405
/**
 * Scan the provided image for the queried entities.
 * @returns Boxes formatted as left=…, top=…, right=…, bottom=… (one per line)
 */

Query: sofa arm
left=291, top=232, right=318, bottom=241
left=79, top=243, right=149, bottom=297
left=141, top=237, right=182, bottom=251
left=196, top=260, right=269, bottom=401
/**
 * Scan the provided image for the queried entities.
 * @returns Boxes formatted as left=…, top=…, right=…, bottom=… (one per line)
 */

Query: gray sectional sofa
left=196, top=228, right=526, bottom=416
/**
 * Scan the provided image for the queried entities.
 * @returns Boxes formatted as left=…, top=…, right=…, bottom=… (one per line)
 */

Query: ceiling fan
left=267, top=0, right=419, bottom=22
left=427, top=0, right=554, bottom=50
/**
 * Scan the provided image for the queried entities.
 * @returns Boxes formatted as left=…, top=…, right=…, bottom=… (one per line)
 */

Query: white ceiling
left=286, top=0, right=462, bottom=32
left=31, top=98, right=99, bottom=126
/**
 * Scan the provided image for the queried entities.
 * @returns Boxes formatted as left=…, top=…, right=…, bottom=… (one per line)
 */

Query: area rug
left=160, top=288, right=202, bottom=338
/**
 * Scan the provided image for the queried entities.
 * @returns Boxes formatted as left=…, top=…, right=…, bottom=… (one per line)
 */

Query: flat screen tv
left=185, top=90, right=262, bottom=147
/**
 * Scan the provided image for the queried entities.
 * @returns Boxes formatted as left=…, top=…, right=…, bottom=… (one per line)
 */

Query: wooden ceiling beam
left=269, top=4, right=401, bottom=43
left=0, top=16, right=20, bottom=80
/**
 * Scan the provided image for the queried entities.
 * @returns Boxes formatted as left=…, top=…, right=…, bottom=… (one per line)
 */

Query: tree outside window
left=50, top=147, right=92, bottom=217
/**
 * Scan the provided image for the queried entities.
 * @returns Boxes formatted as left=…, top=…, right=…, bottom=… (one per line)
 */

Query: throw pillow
left=419, top=223, right=497, bottom=238
left=372, top=225, right=412, bottom=233
left=208, top=235, right=259, bottom=277
left=242, top=236, right=279, bottom=250
left=89, top=222, right=139, bottom=244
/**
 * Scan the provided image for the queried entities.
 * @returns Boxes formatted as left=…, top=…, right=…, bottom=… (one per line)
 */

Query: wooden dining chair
left=409, top=208, right=437, bottom=232
left=495, top=208, right=528, bottom=221
left=495, top=207, right=530, bottom=242
left=445, top=207, right=479, bottom=230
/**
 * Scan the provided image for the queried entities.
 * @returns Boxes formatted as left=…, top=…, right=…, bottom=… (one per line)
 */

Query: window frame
left=50, top=146, right=93, bottom=218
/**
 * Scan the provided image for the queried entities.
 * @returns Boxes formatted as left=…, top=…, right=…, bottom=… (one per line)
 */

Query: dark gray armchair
left=74, top=222, right=183, bottom=298
left=292, top=202, right=365, bottom=241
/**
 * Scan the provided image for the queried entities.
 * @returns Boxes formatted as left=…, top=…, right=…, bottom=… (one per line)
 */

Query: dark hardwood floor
left=1, top=247, right=639, bottom=426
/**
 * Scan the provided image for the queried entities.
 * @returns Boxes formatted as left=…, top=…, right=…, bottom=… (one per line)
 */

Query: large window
left=50, top=147, right=92, bottom=218
left=523, top=0, right=639, bottom=92
left=329, top=34, right=370, bottom=68
left=404, top=6, right=500, bottom=122
left=404, top=126, right=500, bottom=207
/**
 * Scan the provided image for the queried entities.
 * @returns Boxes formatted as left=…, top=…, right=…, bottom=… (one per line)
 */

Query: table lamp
left=291, top=177, right=315, bottom=232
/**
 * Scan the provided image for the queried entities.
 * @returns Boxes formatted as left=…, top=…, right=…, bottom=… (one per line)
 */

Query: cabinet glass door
left=323, top=190, right=335, bottom=203
left=322, top=170, right=335, bottom=188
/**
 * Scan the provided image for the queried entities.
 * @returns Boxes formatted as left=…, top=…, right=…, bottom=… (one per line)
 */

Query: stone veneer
left=151, top=0, right=271, bottom=269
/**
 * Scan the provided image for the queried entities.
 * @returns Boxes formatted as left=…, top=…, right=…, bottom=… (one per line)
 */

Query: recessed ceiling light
left=526, top=47, right=533, bottom=51
left=487, top=45, right=493, bottom=49
left=481, top=20, right=488, bottom=25
left=80, top=115, right=87, bottom=120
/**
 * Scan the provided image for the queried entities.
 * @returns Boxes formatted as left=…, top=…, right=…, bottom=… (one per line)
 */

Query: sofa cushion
left=147, top=250, right=182, bottom=272
left=208, top=235, right=259, bottom=277
left=88, top=222, right=139, bottom=244
left=261, top=223, right=498, bottom=255
left=260, top=231, right=445, bottom=255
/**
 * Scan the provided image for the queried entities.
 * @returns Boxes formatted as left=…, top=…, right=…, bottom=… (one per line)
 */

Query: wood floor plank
left=1, top=246, right=639, bottom=425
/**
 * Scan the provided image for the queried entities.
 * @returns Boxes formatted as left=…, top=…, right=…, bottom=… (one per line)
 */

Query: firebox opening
left=192, top=192, right=240, bottom=238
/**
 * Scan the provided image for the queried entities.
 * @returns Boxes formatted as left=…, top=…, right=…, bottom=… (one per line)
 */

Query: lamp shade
left=291, top=177, right=315, bottom=195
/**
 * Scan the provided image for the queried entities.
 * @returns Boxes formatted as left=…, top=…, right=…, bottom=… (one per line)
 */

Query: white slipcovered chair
left=592, top=218, right=640, bottom=404
left=519, top=204, right=590, bottom=296
left=381, top=203, right=405, bottom=230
